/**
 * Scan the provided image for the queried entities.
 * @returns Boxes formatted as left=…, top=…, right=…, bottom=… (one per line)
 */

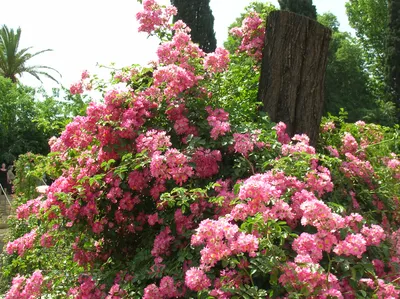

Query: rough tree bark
left=258, top=11, right=331, bottom=146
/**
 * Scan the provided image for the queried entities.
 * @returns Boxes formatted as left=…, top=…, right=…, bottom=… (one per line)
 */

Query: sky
left=1, top=0, right=352, bottom=92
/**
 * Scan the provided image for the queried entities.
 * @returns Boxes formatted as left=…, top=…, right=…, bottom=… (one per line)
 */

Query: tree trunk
left=258, top=11, right=331, bottom=146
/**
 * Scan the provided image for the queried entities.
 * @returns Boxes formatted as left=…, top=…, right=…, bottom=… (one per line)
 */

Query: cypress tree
left=278, top=0, right=317, bottom=20
left=386, top=0, right=400, bottom=119
left=171, top=0, right=217, bottom=53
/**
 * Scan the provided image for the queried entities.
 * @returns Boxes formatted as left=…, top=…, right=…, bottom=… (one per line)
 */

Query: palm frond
left=0, top=25, right=60, bottom=83
left=25, top=64, right=62, bottom=76
left=22, top=66, right=61, bottom=84
left=29, top=48, right=53, bottom=59
left=15, top=46, right=34, bottom=58
left=26, top=70, right=60, bottom=84
left=25, top=70, right=43, bottom=83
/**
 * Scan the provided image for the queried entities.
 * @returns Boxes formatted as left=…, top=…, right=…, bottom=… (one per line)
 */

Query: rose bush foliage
left=1, top=1, right=400, bottom=298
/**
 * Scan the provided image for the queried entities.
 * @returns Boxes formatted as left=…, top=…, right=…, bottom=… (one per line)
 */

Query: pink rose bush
left=70, top=70, right=92, bottom=94
left=4, top=270, right=44, bottom=299
left=2, top=1, right=400, bottom=299
left=230, top=12, right=266, bottom=61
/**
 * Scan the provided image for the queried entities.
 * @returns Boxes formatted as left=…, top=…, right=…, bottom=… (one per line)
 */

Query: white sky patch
left=1, top=0, right=352, bottom=92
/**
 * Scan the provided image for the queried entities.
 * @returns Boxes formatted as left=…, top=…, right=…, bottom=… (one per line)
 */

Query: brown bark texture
left=258, top=11, right=331, bottom=146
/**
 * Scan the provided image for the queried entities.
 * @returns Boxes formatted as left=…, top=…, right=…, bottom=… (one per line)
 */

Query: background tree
left=0, top=77, right=47, bottom=162
left=278, top=0, right=317, bottom=20
left=386, top=0, right=400, bottom=119
left=0, top=77, right=88, bottom=163
left=345, top=0, right=388, bottom=95
left=318, top=13, right=376, bottom=122
left=346, top=0, right=400, bottom=123
left=0, top=25, right=60, bottom=83
left=34, top=87, right=89, bottom=137
left=171, top=0, right=217, bottom=52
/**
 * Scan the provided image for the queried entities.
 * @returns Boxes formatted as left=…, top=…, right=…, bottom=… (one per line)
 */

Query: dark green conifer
left=171, top=0, right=217, bottom=53
left=386, top=0, right=400, bottom=119
left=278, top=0, right=317, bottom=20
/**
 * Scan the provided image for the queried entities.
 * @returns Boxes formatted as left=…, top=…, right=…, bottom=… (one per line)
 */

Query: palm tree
left=0, top=25, right=60, bottom=83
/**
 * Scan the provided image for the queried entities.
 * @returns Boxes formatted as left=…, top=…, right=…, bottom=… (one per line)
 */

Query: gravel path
left=0, top=194, right=12, bottom=253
